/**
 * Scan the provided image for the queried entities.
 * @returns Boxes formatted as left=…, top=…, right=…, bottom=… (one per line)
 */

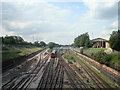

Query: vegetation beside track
left=77, top=56, right=117, bottom=88
left=88, top=48, right=107, bottom=50
left=82, top=48, right=120, bottom=67
left=63, top=53, right=76, bottom=64
left=91, top=51, right=120, bottom=66
left=83, top=48, right=107, bottom=57
left=63, top=52, right=117, bottom=88
left=2, top=46, right=41, bottom=61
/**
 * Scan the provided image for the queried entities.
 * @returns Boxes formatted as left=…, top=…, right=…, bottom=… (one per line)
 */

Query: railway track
left=2, top=49, right=113, bottom=89
left=72, top=51, right=111, bottom=88
left=2, top=57, right=64, bottom=89
left=74, top=50, right=120, bottom=87
left=2, top=48, right=47, bottom=72
left=62, top=57, right=90, bottom=89
left=37, top=58, right=64, bottom=89
left=2, top=51, right=50, bottom=90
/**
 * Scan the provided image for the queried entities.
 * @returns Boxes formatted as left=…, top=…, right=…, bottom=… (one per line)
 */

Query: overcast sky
left=0, top=0, right=118, bottom=45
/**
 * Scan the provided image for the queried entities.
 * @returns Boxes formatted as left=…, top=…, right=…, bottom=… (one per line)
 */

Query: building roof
left=92, top=38, right=108, bottom=42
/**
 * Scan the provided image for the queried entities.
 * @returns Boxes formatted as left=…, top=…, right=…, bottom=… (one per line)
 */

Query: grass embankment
left=2, top=46, right=41, bottom=61
left=83, top=48, right=120, bottom=66
left=88, top=48, right=107, bottom=50
left=63, top=52, right=117, bottom=88
left=63, top=53, right=76, bottom=64
left=83, top=48, right=107, bottom=57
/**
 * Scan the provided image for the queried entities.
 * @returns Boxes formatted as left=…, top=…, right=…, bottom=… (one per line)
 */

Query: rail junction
left=2, top=48, right=118, bottom=89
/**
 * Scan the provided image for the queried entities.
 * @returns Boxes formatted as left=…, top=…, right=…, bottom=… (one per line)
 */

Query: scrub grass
left=88, top=48, right=107, bottom=50
left=2, top=46, right=41, bottom=61
left=63, top=53, right=76, bottom=64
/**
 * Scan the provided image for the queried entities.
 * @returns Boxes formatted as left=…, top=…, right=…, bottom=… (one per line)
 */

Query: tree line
left=1, top=35, right=61, bottom=49
left=1, top=30, right=120, bottom=51
left=1, top=36, right=36, bottom=46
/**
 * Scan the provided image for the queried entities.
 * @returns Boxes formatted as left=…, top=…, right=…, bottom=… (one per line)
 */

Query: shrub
left=92, top=51, right=111, bottom=65
left=109, top=52, right=120, bottom=66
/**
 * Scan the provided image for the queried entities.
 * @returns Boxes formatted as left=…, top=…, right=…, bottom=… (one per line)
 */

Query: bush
left=109, top=52, right=120, bottom=66
left=92, top=51, right=120, bottom=67
left=92, top=51, right=111, bottom=64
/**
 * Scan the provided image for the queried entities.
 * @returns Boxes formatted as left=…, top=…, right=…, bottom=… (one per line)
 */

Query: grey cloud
left=95, top=3, right=118, bottom=20
left=104, top=21, right=118, bottom=30
left=2, top=2, right=70, bottom=22
left=2, top=2, right=117, bottom=44
left=84, top=2, right=118, bottom=20
left=2, top=21, right=66, bottom=36
left=2, top=2, right=23, bottom=21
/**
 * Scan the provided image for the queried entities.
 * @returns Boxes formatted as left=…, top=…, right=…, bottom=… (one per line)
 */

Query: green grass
left=88, top=48, right=107, bottom=50
left=2, top=46, right=41, bottom=61
left=2, top=46, right=18, bottom=51
left=2, top=52, right=21, bottom=61
left=83, top=48, right=107, bottom=58
left=63, top=53, right=77, bottom=64
left=63, top=52, right=118, bottom=88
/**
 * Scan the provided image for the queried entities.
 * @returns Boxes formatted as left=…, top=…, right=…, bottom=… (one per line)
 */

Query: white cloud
left=1, top=1, right=118, bottom=44
left=101, top=30, right=112, bottom=35
left=3, top=20, right=50, bottom=29
left=1, top=0, right=118, bottom=3
left=6, top=21, right=30, bottom=29
left=1, top=0, right=46, bottom=3
left=2, top=2, right=71, bottom=22
left=0, top=27, right=15, bottom=36
left=101, top=21, right=118, bottom=40
left=72, top=6, right=80, bottom=8
left=104, top=36, right=110, bottom=40
left=82, top=0, right=117, bottom=3
left=111, top=21, right=118, bottom=28
left=104, top=21, right=118, bottom=30
left=83, top=1, right=118, bottom=20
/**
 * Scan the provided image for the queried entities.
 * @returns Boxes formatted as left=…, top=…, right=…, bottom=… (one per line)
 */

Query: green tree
left=74, top=33, right=90, bottom=48
left=70, top=43, right=74, bottom=47
left=39, top=41, right=46, bottom=47
left=74, top=37, right=80, bottom=47
left=3, top=36, right=25, bottom=45
left=34, top=41, right=40, bottom=47
left=48, top=42, right=59, bottom=49
left=3, top=36, right=15, bottom=44
left=48, top=42, right=55, bottom=49
left=109, top=30, right=120, bottom=51
left=15, top=38, right=24, bottom=44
